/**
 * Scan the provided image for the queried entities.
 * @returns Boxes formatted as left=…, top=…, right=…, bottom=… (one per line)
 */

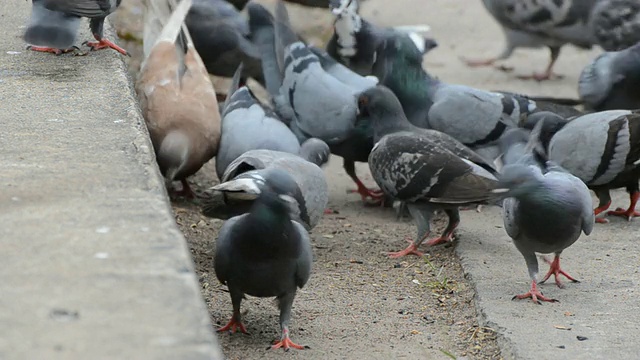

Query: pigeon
left=248, top=0, right=359, bottom=145
left=24, top=0, right=128, bottom=55
left=307, top=46, right=389, bottom=204
left=249, top=2, right=386, bottom=204
left=203, top=140, right=330, bottom=230
left=525, top=110, right=640, bottom=223
left=493, top=123, right=594, bottom=304
left=136, top=0, right=221, bottom=198
left=590, top=0, right=640, bottom=52
left=360, top=86, right=499, bottom=258
left=463, top=0, right=598, bottom=81
left=326, top=0, right=436, bottom=76
left=578, top=41, right=640, bottom=111
left=214, top=64, right=302, bottom=179
left=214, top=168, right=312, bottom=351
left=185, top=0, right=264, bottom=84
left=371, top=35, right=581, bottom=165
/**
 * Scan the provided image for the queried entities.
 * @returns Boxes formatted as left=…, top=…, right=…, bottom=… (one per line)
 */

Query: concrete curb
left=456, top=193, right=640, bottom=360
left=0, top=3, right=223, bottom=359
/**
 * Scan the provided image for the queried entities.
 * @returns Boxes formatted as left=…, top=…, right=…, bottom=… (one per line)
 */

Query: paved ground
left=4, top=0, right=639, bottom=359
left=0, top=2, right=222, bottom=359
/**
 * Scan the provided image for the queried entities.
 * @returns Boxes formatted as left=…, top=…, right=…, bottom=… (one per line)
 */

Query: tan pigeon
left=136, top=0, right=221, bottom=198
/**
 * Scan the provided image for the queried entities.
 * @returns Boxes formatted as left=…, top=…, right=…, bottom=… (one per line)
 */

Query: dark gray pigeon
left=203, top=140, right=330, bottom=230
left=590, top=0, right=640, bottom=52
left=215, top=64, right=302, bottom=179
left=24, top=0, right=128, bottom=55
left=578, top=41, right=640, bottom=111
left=360, top=86, right=499, bottom=258
left=372, top=35, right=581, bottom=166
left=525, top=110, right=640, bottom=224
left=494, top=124, right=594, bottom=304
left=214, top=168, right=312, bottom=351
left=185, top=0, right=264, bottom=83
left=326, top=0, right=436, bottom=76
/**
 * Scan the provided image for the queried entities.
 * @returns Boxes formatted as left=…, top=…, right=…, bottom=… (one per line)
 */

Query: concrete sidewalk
left=457, top=195, right=640, bottom=360
left=0, top=2, right=223, bottom=359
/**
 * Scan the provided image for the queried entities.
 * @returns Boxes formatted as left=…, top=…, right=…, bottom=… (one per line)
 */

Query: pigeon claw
left=516, top=71, right=564, bottom=82
left=606, top=207, right=640, bottom=221
left=424, top=233, right=455, bottom=247
left=217, top=317, right=249, bottom=335
left=348, top=185, right=385, bottom=205
left=388, top=239, right=424, bottom=258
left=512, top=281, right=559, bottom=304
left=170, top=179, right=196, bottom=199
left=460, top=56, right=496, bottom=67
left=593, top=201, right=612, bottom=223
left=539, top=256, right=579, bottom=289
left=26, top=45, right=78, bottom=55
left=271, top=336, right=306, bottom=351
left=84, top=38, right=130, bottom=56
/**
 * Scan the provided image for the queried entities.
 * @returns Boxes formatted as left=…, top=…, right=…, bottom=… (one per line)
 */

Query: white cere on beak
left=211, top=178, right=262, bottom=194
left=278, top=194, right=297, bottom=204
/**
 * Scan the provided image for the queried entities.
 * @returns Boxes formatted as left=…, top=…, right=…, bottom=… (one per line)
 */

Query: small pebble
left=577, top=336, right=588, bottom=341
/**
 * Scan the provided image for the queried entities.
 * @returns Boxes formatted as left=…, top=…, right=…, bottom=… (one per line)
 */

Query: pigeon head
left=357, top=85, right=404, bottom=118
left=299, top=138, right=331, bottom=167
left=254, top=169, right=300, bottom=215
left=423, top=37, right=439, bottom=54
left=376, top=35, right=424, bottom=66
left=357, top=85, right=413, bottom=140
left=330, top=0, right=359, bottom=16
left=492, top=164, right=543, bottom=198
left=522, top=111, right=568, bottom=151
left=247, top=2, right=274, bottom=31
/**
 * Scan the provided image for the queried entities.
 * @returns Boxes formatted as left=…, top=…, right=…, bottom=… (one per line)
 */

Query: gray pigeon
left=248, top=0, right=360, bottom=145
left=326, top=0, right=436, bottom=76
left=464, top=0, right=597, bottom=80
left=360, top=86, right=499, bottom=258
left=185, top=0, right=264, bottom=84
left=24, top=0, right=128, bottom=55
left=590, top=0, right=640, bottom=52
left=249, top=2, right=387, bottom=204
left=525, top=110, right=640, bottom=223
left=466, top=0, right=640, bottom=80
left=215, top=64, right=302, bottom=179
left=494, top=124, right=594, bottom=304
left=372, top=35, right=581, bottom=166
left=214, top=168, right=312, bottom=351
left=578, top=41, right=640, bottom=111
left=203, top=140, right=330, bottom=230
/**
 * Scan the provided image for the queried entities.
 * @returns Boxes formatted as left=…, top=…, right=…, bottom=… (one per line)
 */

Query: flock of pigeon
left=23, top=0, right=640, bottom=352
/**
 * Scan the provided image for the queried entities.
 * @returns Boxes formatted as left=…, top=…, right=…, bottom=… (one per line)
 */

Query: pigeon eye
left=358, top=95, right=369, bottom=109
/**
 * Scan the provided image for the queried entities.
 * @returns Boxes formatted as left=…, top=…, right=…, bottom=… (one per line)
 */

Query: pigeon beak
left=491, top=188, right=510, bottom=194
left=634, top=159, right=640, bottom=166
left=211, top=178, right=262, bottom=195
left=278, top=194, right=297, bottom=205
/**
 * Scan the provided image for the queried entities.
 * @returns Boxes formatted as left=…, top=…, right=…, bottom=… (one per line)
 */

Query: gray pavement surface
left=363, top=1, right=640, bottom=358
left=0, top=3, right=223, bottom=359
left=457, top=198, right=640, bottom=360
